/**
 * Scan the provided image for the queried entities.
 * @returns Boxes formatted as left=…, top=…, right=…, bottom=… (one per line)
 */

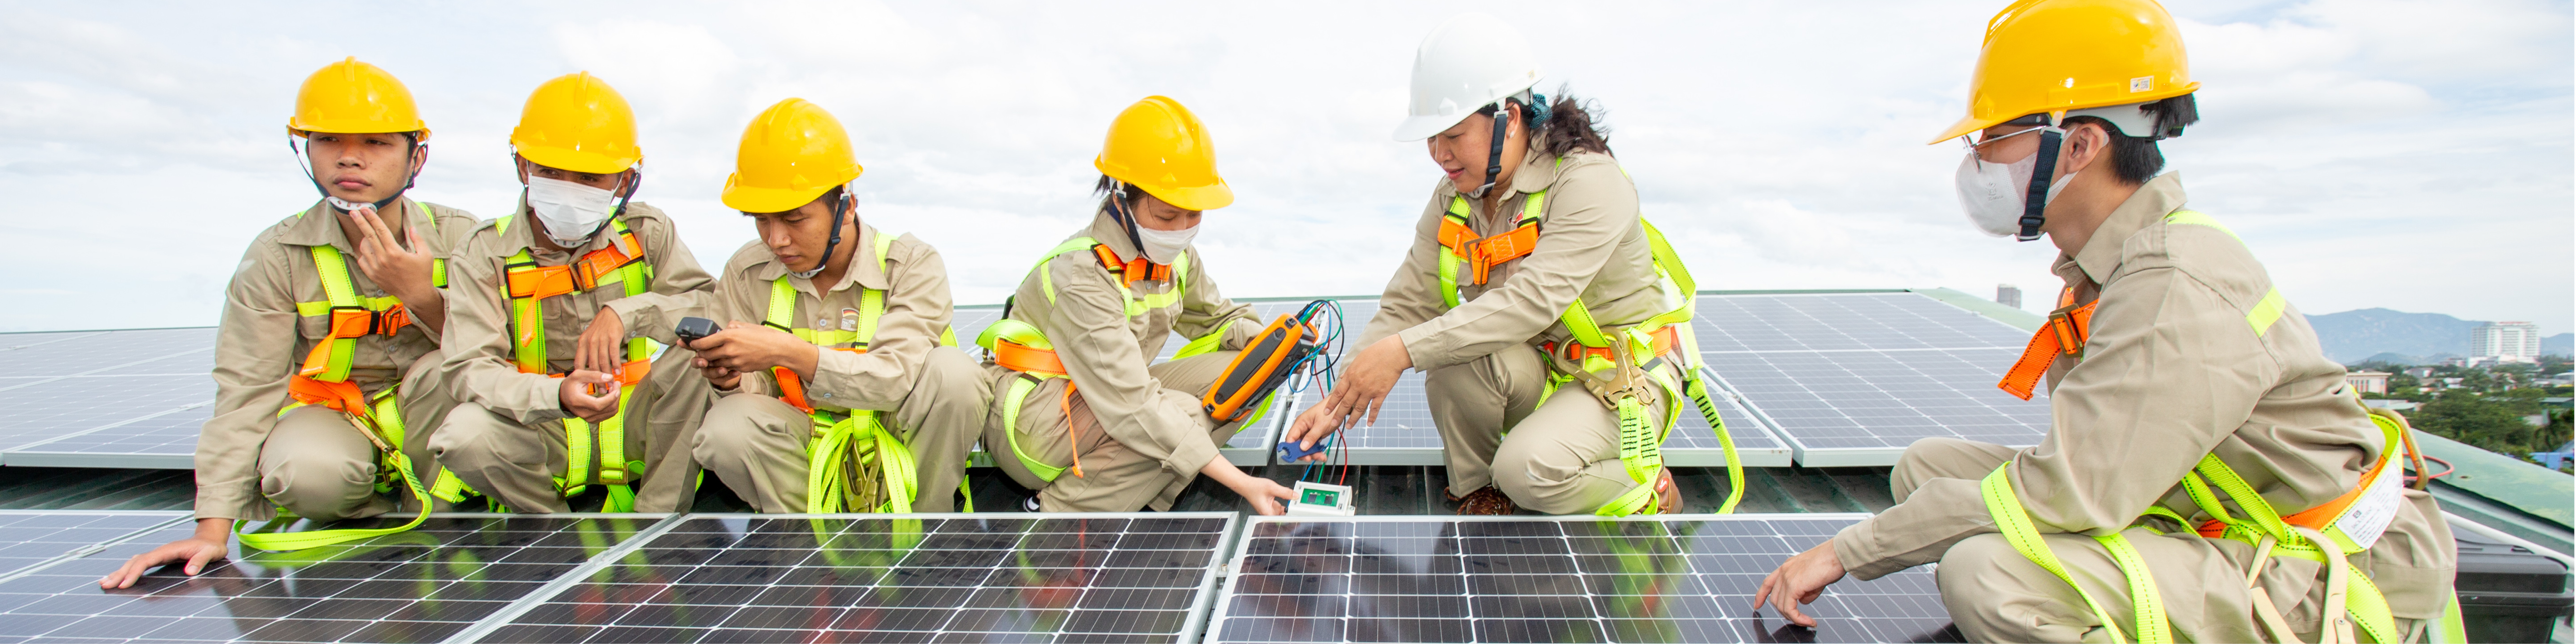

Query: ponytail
left=1535, top=91, right=1611, bottom=158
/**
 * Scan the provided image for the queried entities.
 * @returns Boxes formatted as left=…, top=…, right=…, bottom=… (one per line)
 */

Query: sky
left=0, top=0, right=2567, bottom=335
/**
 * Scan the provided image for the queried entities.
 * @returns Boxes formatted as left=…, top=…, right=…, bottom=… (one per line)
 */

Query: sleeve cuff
left=1831, top=521, right=1905, bottom=581
left=1165, top=438, right=1222, bottom=478
left=194, top=492, right=276, bottom=523
left=1397, top=325, right=1452, bottom=371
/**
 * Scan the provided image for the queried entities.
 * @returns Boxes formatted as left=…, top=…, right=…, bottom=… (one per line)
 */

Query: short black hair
left=2066, top=94, right=2198, bottom=185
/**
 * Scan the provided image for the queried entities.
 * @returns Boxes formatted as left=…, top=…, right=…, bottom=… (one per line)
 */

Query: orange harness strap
left=1999, top=289, right=2096, bottom=401
left=994, top=340, right=1068, bottom=377
left=294, top=305, right=415, bottom=380
left=1542, top=325, right=1681, bottom=365
left=506, top=231, right=646, bottom=300
left=1091, top=245, right=1169, bottom=288
left=1438, top=218, right=1541, bottom=286
left=774, top=347, right=864, bottom=414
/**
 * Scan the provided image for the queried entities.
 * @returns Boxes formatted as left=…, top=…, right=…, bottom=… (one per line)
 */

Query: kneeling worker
left=682, top=98, right=985, bottom=513
left=106, top=58, right=478, bottom=587
left=1756, top=1, right=2457, bottom=642
left=1289, top=14, right=1729, bottom=517
left=433, top=72, right=716, bottom=513
left=982, top=96, right=1296, bottom=514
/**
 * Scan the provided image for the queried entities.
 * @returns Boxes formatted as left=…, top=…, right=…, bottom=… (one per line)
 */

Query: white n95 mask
left=1954, top=149, right=2074, bottom=238
left=526, top=176, right=620, bottom=247
left=1134, top=223, right=1198, bottom=265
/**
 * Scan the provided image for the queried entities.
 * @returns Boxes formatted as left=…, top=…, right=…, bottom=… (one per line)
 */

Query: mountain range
left=2305, top=308, right=2573, bottom=365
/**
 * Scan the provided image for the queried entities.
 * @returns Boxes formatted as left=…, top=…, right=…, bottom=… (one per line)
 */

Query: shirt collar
left=2067, top=172, right=2189, bottom=285
left=1086, top=205, right=1146, bottom=263
left=746, top=222, right=887, bottom=293
left=278, top=197, right=420, bottom=250
left=1507, top=149, right=1561, bottom=195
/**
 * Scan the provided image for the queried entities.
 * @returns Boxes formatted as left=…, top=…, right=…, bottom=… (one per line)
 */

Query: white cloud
left=0, top=0, right=2565, bottom=337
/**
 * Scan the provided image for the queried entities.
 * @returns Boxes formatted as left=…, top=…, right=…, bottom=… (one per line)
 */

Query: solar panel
left=469, top=512, right=1236, bottom=644
left=0, top=513, right=661, bottom=644
left=0, top=328, right=214, bottom=379
left=0, top=512, right=187, bottom=577
left=1691, top=293, right=2050, bottom=467
left=0, top=328, right=218, bottom=469
left=1210, top=514, right=1961, bottom=644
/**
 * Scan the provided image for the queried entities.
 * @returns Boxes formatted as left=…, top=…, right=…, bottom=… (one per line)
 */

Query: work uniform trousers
left=258, top=350, right=460, bottom=522
left=429, top=347, right=713, bottom=513
left=986, top=352, right=1241, bottom=512
left=1896, top=437, right=2425, bottom=643
left=692, top=346, right=988, bottom=513
left=1425, top=345, right=1681, bottom=514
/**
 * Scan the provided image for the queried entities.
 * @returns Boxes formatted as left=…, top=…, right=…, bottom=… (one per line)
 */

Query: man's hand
left=559, top=370, right=621, bottom=423
left=99, top=519, right=232, bottom=590
left=1203, top=460, right=1297, bottom=516
left=575, top=307, right=627, bottom=378
left=1754, top=541, right=1849, bottom=627
left=348, top=205, right=446, bottom=333
left=1282, top=405, right=1342, bottom=463
left=1317, top=335, right=1410, bottom=432
left=691, top=320, right=819, bottom=381
left=682, top=336, right=744, bottom=390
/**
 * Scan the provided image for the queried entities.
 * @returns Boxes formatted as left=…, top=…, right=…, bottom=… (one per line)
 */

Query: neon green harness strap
left=499, top=217, right=651, bottom=511
left=1000, top=376, right=1068, bottom=482
left=780, top=232, right=931, bottom=513
left=1981, top=463, right=2164, bottom=644
left=239, top=392, right=431, bottom=551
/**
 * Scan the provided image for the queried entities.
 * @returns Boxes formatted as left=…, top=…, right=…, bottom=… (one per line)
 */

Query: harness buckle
left=2046, top=307, right=2086, bottom=355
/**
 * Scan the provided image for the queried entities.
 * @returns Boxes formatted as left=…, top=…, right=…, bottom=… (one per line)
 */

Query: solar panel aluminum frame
left=2, top=398, right=212, bottom=469
left=1212, top=512, right=1899, bottom=643
left=456, top=512, right=1241, bottom=644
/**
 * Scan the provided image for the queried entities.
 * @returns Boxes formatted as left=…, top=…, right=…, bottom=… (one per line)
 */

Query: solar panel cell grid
left=1213, top=515, right=1961, bottom=644
left=0, top=512, right=185, bottom=577
left=0, top=514, right=654, bottom=644
left=480, top=512, right=1235, bottom=644
left=1690, top=293, right=2026, bottom=353
left=0, top=328, right=216, bottom=379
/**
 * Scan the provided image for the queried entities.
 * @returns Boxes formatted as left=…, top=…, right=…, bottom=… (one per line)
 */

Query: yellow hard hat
left=722, top=98, right=863, bottom=213
left=287, top=57, right=426, bottom=136
left=510, top=72, right=640, bottom=174
left=1929, top=0, right=2198, bottom=144
left=1094, top=96, right=1232, bottom=212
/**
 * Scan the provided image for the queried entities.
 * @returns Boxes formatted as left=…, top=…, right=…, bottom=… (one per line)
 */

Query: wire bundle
left=1283, top=300, right=1354, bottom=486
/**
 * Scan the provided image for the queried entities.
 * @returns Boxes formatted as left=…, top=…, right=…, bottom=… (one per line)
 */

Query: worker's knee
left=1491, top=434, right=1583, bottom=505
left=258, top=450, right=377, bottom=522
left=691, top=395, right=797, bottom=464
left=428, top=403, right=537, bottom=469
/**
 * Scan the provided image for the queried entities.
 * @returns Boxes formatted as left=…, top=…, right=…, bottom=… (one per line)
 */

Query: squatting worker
left=106, top=58, right=478, bottom=588
left=980, top=96, right=1297, bottom=514
left=431, top=72, right=717, bottom=513
left=1287, top=13, right=1695, bottom=516
left=682, top=98, right=985, bottom=513
left=1755, top=1, right=2458, bottom=642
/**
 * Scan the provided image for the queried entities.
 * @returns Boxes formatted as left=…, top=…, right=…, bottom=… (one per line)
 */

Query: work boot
left=1448, top=485, right=1516, bottom=515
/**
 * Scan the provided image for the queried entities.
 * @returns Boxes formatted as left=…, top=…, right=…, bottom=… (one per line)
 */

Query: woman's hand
left=1317, top=335, right=1410, bottom=432
left=1202, top=460, right=1296, bottom=515
left=1282, top=405, right=1341, bottom=463
left=690, top=320, right=819, bottom=381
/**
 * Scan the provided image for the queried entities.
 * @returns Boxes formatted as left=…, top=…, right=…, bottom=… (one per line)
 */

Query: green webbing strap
left=1000, top=376, right=1066, bottom=482
left=430, top=258, right=446, bottom=289
left=1592, top=368, right=1686, bottom=517
left=239, top=393, right=431, bottom=551
left=2436, top=596, right=2468, bottom=644
left=307, top=245, right=364, bottom=382
left=1680, top=371, right=1744, bottom=514
left=779, top=232, right=928, bottom=514
left=1980, top=464, right=2151, bottom=644
left=2093, top=533, right=2172, bottom=643
left=1036, top=238, right=1099, bottom=307
left=1172, top=326, right=1229, bottom=360
left=501, top=217, right=651, bottom=509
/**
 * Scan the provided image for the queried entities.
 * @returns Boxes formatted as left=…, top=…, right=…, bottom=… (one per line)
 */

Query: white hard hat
left=1392, top=13, right=1542, bottom=142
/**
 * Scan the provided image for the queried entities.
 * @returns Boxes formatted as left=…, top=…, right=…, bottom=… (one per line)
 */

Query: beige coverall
left=197, top=199, right=476, bottom=524
left=982, top=209, right=1262, bottom=512
left=1356, top=150, right=1681, bottom=513
left=692, top=224, right=987, bottom=513
left=1828, top=175, right=2456, bottom=642
left=431, top=200, right=716, bottom=513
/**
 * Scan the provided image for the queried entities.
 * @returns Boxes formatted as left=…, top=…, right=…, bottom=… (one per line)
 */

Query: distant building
left=1996, top=284, right=2021, bottom=309
left=2404, top=367, right=2436, bottom=379
left=2364, top=399, right=2420, bottom=412
left=2345, top=371, right=2391, bottom=394
left=2471, top=321, right=2542, bottom=363
left=2548, top=372, right=2574, bottom=388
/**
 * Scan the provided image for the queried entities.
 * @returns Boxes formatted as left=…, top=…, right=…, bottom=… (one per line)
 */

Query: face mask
left=1954, top=149, right=2074, bottom=238
left=526, top=175, right=620, bottom=247
left=1133, top=223, right=1197, bottom=265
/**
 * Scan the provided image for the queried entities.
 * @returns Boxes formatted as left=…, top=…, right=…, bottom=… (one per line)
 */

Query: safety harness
left=1979, top=211, right=2464, bottom=644
left=978, top=236, right=1237, bottom=483
left=762, top=231, right=967, bottom=513
left=241, top=207, right=457, bottom=552
left=496, top=214, right=653, bottom=512
left=1435, top=181, right=1744, bottom=516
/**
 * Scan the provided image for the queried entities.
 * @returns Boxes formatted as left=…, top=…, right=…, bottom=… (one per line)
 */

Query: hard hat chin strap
left=1465, top=99, right=1514, bottom=200
left=292, top=133, right=424, bottom=214
left=1104, top=182, right=1150, bottom=260
left=792, top=188, right=851, bottom=280
left=2015, top=128, right=2063, bottom=242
